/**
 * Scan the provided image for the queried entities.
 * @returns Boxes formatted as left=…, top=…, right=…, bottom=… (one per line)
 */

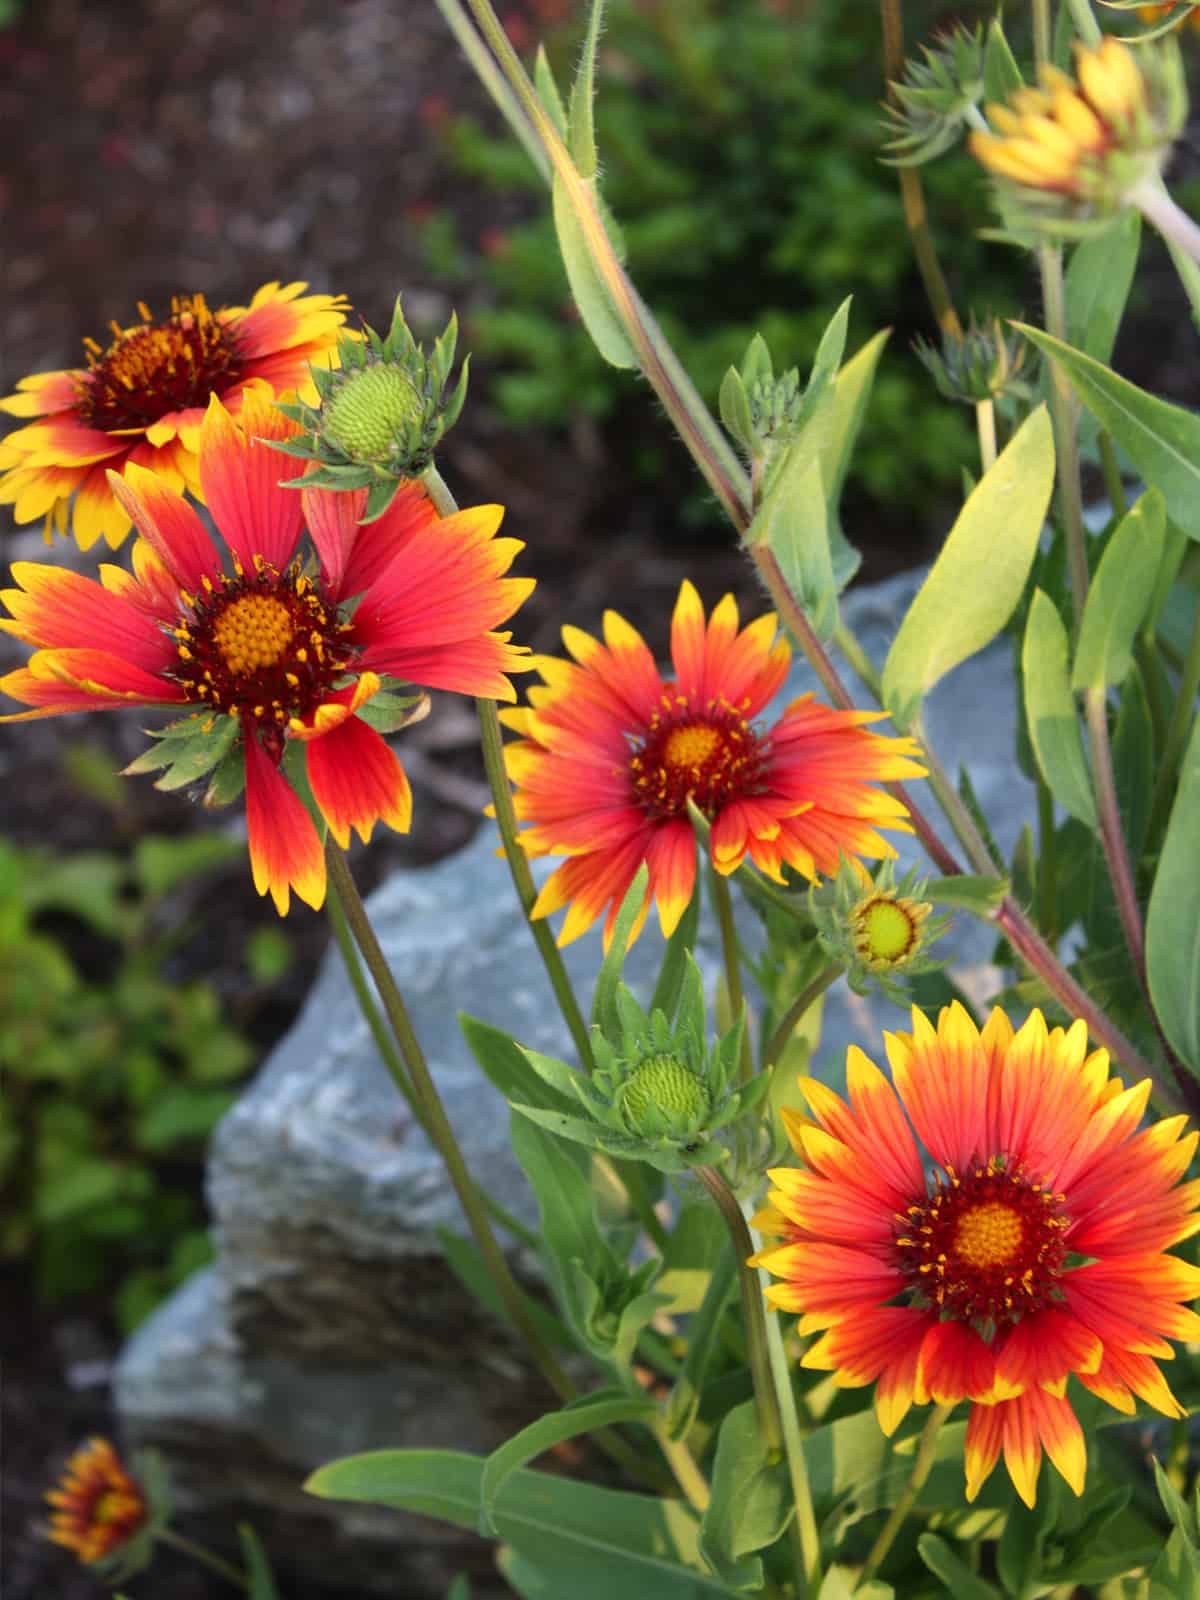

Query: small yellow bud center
left=323, top=364, right=423, bottom=462
left=212, top=594, right=295, bottom=675
left=618, top=1053, right=711, bottom=1141
left=663, top=723, right=722, bottom=770
left=853, top=894, right=923, bottom=967
left=953, top=1201, right=1024, bottom=1268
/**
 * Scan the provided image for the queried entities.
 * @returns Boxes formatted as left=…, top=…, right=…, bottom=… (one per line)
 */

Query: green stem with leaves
left=853, top=1403, right=954, bottom=1591
left=695, top=1165, right=822, bottom=1599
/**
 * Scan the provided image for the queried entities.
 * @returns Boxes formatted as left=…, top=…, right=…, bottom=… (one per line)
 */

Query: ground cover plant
left=6, top=0, right=1200, bottom=1595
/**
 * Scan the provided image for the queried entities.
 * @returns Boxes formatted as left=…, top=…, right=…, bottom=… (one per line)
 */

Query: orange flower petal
left=242, top=730, right=325, bottom=915
left=306, top=714, right=413, bottom=849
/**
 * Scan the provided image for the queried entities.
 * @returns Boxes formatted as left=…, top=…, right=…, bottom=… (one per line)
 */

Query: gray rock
left=114, top=566, right=1034, bottom=1589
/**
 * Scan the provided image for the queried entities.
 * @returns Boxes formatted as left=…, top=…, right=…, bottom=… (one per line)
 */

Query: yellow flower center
left=629, top=689, right=768, bottom=820
left=213, top=594, right=295, bottom=675
left=853, top=895, right=923, bottom=967
left=75, top=294, right=243, bottom=432
left=895, top=1158, right=1069, bottom=1328
left=953, top=1201, right=1024, bottom=1268
left=172, top=560, right=353, bottom=736
left=663, top=723, right=722, bottom=769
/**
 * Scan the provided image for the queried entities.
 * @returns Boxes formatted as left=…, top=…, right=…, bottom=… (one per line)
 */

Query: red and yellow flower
left=45, top=1438, right=147, bottom=1565
left=753, top=1003, right=1200, bottom=1507
left=501, top=580, right=924, bottom=945
left=0, top=282, right=347, bottom=550
left=0, top=388, right=533, bottom=913
left=1137, top=3, right=1200, bottom=33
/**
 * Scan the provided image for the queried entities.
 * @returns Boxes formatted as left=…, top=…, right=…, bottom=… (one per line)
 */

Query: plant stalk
left=695, top=1165, right=822, bottom=1598
left=853, top=1403, right=954, bottom=1590
left=710, top=867, right=753, bottom=1079
left=975, top=398, right=997, bottom=473
left=155, top=1528, right=250, bottom=1592
left=1131, top=176, right=1200, bottom=275
left=764, top=964, right=845, bottom=1069
left=1084, top=687, right=1147, bottom=997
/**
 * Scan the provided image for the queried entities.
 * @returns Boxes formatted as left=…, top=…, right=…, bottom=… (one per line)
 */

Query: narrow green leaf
left=533, top=46, right=569, bottom=140
left=510, top=1113, right=618, bottom=1318
left=983, top=18, right=1023, bottom=101
left=1146, top=715, right=1200, bottom=1069
left=436, top=1227, right=570, bottom=1350
left=306, top=1450, right=734, bottom=1597
left=883, top=406, right=1055, bottom=728
left=568, top=0, right=605, bottom=178
left=1111, top=666, right=1155, bottom=859
left=479, top=1390, right=655, bottom=1535
left=808, top=296, right=852, bottom=400
left=592, top=863, right=649, bottom=1035
left=718, top=367, right=757, bottom=456
left=651, top=874, right=701, bottom=1021
left=460, top=1014, right=575, bottom=1113
left=923, top=874, right=1009, bottom=914
left=754, top=452, right=838, bottom=641
left=1016, top=324, right=1200, bottom=541
left=699, top=1400, right=793, bottom=1591
left=917, top=1534, right=1003, bottom=1599
left=824, top=329, right=890, bottom=590
left=664, top=1244, right=736, bottom=1438
left=1022, top=589, right=1097, bottom=827
left=1072, top=490, right=1166, bottom=690
left=237, top=1525, right=280, bottom=1600
left=1064, top=211, right=1141, bottom=365
left=551, top=173, right=638, bottom=370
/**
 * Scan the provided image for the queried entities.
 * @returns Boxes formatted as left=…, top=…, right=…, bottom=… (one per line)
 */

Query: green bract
left=511, top=956, right=767, bottom=1174
left=882, top=23, right=985, bottom=167
left=269, top=295, right=469, bottom=523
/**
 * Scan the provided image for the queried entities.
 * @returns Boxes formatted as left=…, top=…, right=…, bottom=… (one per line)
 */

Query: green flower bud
left=882, top=24, right=985, bottom=167
left=322, top=364, right=424, bottom=463
left=617, top=1053, right=712, bottom=1140
left=811, top=859, right=950, bottom=1002
left=915, top=313, right=1030, bottom=406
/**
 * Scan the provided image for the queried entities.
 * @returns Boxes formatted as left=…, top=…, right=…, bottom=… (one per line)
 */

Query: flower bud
left=883, top=24, right=985, bottom=166
left=812, top=859, right=949, bottom=1002
left=617, top=1052, right=712, bottom=1140
left=915, top=313, right=1029, bottom=406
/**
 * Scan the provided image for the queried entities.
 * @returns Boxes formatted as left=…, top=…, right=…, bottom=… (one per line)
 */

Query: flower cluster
left=753, top=1003, right=1200, bottom=1506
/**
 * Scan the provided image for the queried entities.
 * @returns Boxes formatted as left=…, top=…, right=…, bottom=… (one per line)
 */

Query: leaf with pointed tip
left=1146, top=715, right=1200, bottom=1070
left=1022, top=589, right=1097, bottom=827
left=1072, top=489, right=1165, bottom=690
left=568, top=0, right=604, bottom=179
left=551, top=173, right=637, bottom=370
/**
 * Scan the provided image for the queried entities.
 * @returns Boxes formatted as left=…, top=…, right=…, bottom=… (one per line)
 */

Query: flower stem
left=1064, top=0, right=1103, bottom=47
left=1131, top=177, right=1200, bottom=276
left=1084, top=687, right=1147, bottom=998
left=155, top=1528, right=250, bottom=1591
left=710, top=867, right=753, bottom=1079
left=326, top=886, right=540, bottom=1252
left=975, top=398, right=997, bottom=473
left=325, top=844, right=576, bottom=1401
left=853, top=1403, right=954, bottom=1591
left=654, top=1420, right=711, bottom=1514
left=764, top=964, right=844, bottom=1069
left=422, top=462, right=595, bottom=1073
left=879, top=0, right=963, bottom=338
left=760, top=1295, right=822, bottom=1600
left=695, top=1165, right=822, bottom=1599
left=1038, top=242, right=1090, bottom=632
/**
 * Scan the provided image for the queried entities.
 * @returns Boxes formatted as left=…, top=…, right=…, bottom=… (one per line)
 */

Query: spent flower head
left=511, top=956, right=768, bottom=1174
left=883, top=24, right=986, bottom=166
left=274, top=296, right=468, bottom=523
left=811, top=858, right=949, bottom=1002
left=970, top=36, right=1186, bottom=235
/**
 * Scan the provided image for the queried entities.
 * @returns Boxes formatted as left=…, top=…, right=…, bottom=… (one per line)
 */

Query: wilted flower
left=753, top=1004, right=1200, bottom=1507
left=0, top=284, right=347, bottom=549
left=502, top=580, right=923, bottom=947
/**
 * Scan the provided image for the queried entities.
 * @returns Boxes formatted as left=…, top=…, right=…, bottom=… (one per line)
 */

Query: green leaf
left=436, top=1227, right=571, bottom=1351
left=1072, top=490, right=1166, bottom=690
left=719, top=367, right=757, bottom=456
left=1064, top=211, right=1141, bottom=366
left=480, top=1390, right=656, bottom=1535
left=664, top=1243, right=736, bottom=1438
left=592, top=864, right=649, bottom=1036
left=1021, top=589, right=1097, bottom=827
left=461, top=1014, right=576, bottom=1113
left=238, top=1525, right=280, bottom=1600
left=551, top=173, right=638, bottom=370
left=568, top=0, right=604, bottom=179
left=699, top=1399, right=793, bottom=1591
left=1146, top=715, right=1200, bottom=1069
left=510, top=1113, right=618, bottom=1321
left=983, top=17, right=1023, bottom=101
left=533, top=46, right=569, bottom=140
left=306, top=1450, right=736, bottom=1598
left=824, top=329, right=890, bottom=589
left=923, top=874, right=1008, bottom=914
left=917, top=1534, right=1003, bottom=1599
left=651, top=875, right=701, bottom=1021
left=354, top=687, right=430, bottom=734
left=1112, top=665, right=1155, bottom=859
left=882, top=406, right=1055, bottom=729
left=753, top=450, right=838, bottom=641
left=133, top=833, right=242, bottom=899
left=1016, top=324, right=1200, bottom=541
left=135, top=1086, right=238, bottom=1153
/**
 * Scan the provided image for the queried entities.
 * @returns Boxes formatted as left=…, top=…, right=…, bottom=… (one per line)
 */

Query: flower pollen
left=173, top=562, right=352, bottom=727
left=75, top=295, right=243, bottom=432
left=895, top=1158, right=1069, bottom=1327
left=630, top=690, right=766, bottom=820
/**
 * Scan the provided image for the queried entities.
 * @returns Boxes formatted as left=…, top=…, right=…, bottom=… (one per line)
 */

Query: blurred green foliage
left=423, top=0, right=1019, bottom=536
left=0, top=830, right=277, bottom=1329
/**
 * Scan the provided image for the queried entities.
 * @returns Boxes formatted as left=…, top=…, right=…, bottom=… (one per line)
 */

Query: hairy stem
left=764, top=964, right=845, bottom=1070
left=710, top=867, right=753, bottom=1079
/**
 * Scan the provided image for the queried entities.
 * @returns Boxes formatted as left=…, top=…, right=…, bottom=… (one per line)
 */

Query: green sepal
left=359, top=476, right=406, bottom=525
left=353, top=686, right=430, bottom=734
left=982, top=16, right=1022, bottom=101
left=124, top=713, right=240, bottom=794
left=204, top=740, right=247, bottom=807
left=922, top=874, right=1008, bottom=914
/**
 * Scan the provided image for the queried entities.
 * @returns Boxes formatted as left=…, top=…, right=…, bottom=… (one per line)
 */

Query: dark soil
left=3, top=1, right=1200, bottom=1596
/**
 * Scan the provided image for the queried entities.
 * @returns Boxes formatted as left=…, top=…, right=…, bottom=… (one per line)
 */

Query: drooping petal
left=242, top=730, right=326, bottom=915
left=992, top=1308, right=1102, bottom=1400
left=802, top=1306, right=934, bottom=1436
left=108, top=462, right=220, bottom=594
